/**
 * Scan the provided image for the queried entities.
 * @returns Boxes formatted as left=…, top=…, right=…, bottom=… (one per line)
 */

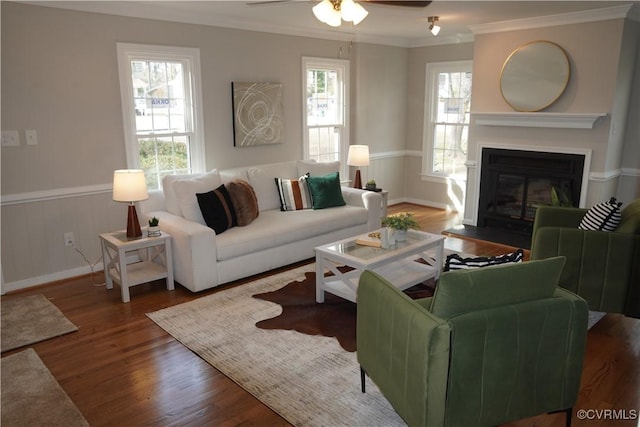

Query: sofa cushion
left=275, top=175, right=313, bottom=211
left=162, top=172, right=201, bottom=215
left=215, top=206, right=367, bottom=261
left=196, top=185, right=237, bottom=234
left=430, top=257, right=566, bottom=319
left=297, top=160, right=340, bottom=177
left=306, top=172, right=346, bottom=210
left=226, top=180, right=259, bottom=226
left=444, top=249, right=524, bottom=272
left=578, top=197, right=623, bottom=231
left=247, top=162, right=298, bottom=212
left=172, top=170, right=222, bottom=225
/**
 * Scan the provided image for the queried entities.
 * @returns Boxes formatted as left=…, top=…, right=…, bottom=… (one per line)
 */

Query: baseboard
left=390, top=197, right=460, bottom=213
left=3, top=263, right=105, bottom=293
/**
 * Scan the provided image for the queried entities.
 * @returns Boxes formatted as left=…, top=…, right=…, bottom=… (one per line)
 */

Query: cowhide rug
left=253, top=269, right=435, bottom=352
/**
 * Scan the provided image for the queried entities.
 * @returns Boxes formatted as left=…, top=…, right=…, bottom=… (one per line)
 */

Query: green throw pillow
left=430, top=256, right=566, bottom=319
left=306, top=172, right=346, bottom=210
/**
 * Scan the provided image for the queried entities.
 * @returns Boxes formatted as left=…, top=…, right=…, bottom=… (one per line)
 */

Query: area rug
left=1, top=348, right=89, bottom=426
left=147, top=264, right=406, bottom=427
left=1, top=294, right=78, bottom=353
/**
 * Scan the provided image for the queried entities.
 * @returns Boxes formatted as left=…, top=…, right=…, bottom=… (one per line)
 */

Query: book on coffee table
left=355, top=235, right=381, bottom=248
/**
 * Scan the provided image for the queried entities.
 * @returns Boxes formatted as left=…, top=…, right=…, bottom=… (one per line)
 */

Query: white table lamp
left=113, top=169, right=149, bottom=238
left=347, top=145, right=369, bottom=189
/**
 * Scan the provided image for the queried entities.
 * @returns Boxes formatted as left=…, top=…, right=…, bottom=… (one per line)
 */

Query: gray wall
left=2, top=2, right=638, bottom=289
left=0, top=2, right=406, bottom=288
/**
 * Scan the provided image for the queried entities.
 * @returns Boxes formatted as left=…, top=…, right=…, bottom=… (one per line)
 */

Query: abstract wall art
left=232, top=82, right=284, bottom=146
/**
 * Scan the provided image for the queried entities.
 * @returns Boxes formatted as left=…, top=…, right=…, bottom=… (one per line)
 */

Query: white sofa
left=140, top=160, right=383, bottom=292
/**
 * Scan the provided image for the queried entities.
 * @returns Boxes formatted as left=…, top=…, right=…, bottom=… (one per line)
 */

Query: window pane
left=307, top=69, right=340, bottom=126
left=138, top=136, right=190, bottom=190
left=131, top=60, right=188, bottom=134
left=308, top=126, right=340, bottom=163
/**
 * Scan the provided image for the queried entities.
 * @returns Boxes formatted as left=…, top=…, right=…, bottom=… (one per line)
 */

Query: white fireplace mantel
left=472, top=112, right=608, bottom=129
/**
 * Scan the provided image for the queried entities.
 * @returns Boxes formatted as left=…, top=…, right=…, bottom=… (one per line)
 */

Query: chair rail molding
left=472, top=112, right=608, bottom=129
left=1, top=183, right=112, bottom=206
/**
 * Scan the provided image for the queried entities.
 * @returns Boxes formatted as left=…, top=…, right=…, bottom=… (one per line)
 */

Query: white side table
left=99, top=230, right=174, bottom=303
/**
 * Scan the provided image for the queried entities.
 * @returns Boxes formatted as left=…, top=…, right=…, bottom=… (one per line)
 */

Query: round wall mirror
left=500, top=41, right=570, bottom=112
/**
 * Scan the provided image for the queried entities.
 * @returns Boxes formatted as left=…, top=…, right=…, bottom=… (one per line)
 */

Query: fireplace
left=477, top=148, right=585, bottom=234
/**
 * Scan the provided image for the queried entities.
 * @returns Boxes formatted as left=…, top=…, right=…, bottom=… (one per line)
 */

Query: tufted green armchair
left=530, top=198, right=640, bottom=317
left=357, top=258, right=588, bottom=427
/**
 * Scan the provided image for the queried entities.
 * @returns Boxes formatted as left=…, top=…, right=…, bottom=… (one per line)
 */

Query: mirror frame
left=500, top=41, right=570, bottom=112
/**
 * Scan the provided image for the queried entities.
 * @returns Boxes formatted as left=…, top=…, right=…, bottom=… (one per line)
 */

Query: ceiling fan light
left=313, top=0, right=335, bottom=24
left=340, top=0, right=356, bottom=22
left=326, top=8, right=342, bottom=26
left=350, top=3, right=368, bottom=25
left=430, top=24, right=440, bottom=35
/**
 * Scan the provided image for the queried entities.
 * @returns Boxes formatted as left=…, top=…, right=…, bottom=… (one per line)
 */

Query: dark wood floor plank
left=1, top=204, right=637, bottom=426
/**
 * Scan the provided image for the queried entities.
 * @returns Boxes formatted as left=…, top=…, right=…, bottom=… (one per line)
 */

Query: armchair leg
left=360, top=366, right=366, bottom=393
left=550, top=408, right=572, bottom=427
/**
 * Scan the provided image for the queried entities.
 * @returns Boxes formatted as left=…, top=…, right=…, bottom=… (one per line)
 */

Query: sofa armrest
left=357, top=270, right=450, bottom=427
left=342, top=187, right=382, bottom=230
left=146, top=211, right=219, bottom=292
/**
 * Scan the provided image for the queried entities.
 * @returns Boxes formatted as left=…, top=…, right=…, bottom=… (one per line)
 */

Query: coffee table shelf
left=315, top=229, right=445, bottom=303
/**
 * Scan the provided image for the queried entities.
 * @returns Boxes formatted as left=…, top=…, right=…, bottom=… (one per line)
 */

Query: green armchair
left=357, top=257, right=588, bottom=427
left=530, top=199, right=640, bottom=317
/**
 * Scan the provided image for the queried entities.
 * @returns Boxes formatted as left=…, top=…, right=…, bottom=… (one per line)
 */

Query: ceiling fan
left=247, top=0, right=431, bottom=27
left=247, top=1, right=432, bottom=8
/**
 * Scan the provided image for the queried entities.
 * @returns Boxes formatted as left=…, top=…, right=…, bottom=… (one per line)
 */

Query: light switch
left=25, top=130, right=37, bottom=145
left=1, top=131, right=20, bottom=147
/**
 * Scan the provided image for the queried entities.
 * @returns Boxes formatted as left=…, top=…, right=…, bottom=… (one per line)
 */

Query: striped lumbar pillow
left=275, top=175, right=313, bottom=211
left=444, top=248, right=524, bottom=272
left=578, top=197, right=623, bottom=231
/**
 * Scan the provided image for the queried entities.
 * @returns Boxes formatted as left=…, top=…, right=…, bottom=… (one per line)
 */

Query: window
left=117, top=43, right=205, bottom=190
left=422, top=61, right=472, bottom=180
left=302, top=57, right=349, bottom=178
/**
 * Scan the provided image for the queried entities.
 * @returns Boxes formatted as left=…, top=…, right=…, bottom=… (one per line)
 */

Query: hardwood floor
left=2, top=203, right=638, bottom=426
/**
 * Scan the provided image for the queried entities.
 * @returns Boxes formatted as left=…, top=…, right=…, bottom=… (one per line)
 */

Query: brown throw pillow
left=227, top=179, right=259, bottom=226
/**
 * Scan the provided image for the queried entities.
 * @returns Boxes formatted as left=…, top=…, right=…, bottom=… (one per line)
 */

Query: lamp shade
left=347, top=145, right=370, bottom=167
left=113, top=169, right=149, bottom=202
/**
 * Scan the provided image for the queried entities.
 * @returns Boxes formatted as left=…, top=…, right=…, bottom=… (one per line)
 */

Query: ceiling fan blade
left=365, top=1, right=432, bottom=7
left=246, top=0, right=292, bottom=6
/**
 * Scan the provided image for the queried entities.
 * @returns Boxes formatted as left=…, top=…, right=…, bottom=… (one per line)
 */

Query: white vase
left=394, top=229, right=407, bottom=242
left=147, top=226, right=161, bottom=237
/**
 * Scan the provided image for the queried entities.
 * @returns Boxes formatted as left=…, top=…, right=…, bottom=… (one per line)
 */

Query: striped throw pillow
left=275, top=175, right=313, bottom=211
left=578, top=197, right=623, bottom=231
left=444, top=248, right=524, bottom=272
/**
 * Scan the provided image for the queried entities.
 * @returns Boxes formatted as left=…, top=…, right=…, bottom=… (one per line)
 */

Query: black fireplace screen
left=478, top=149, right=584, bottom=233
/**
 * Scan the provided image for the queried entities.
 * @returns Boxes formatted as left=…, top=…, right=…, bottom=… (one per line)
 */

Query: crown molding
left=468, top=4, right=635, bottom=35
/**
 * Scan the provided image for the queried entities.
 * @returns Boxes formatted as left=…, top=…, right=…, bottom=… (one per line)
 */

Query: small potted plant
left=382, top=212, right=419, bottom=241
left=366, top=179, right=377, bottom=191
left=147, top=216, right=161, bottom=237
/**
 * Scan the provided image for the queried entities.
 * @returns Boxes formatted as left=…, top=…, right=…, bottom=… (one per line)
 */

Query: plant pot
left=394, top=229, right=407, bottom=242
left=147, top=226, right=161, bottom=237
left=366, top=183, right=377, bottom=191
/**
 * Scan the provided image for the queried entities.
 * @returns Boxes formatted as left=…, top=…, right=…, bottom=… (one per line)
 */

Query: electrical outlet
left=64, top=232, right=75, bottom=247
left=1, top=131, right=20, bottom=147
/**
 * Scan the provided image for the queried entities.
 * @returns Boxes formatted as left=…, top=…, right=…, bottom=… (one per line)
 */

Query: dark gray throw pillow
left=196, top=184, right=237, bottom=234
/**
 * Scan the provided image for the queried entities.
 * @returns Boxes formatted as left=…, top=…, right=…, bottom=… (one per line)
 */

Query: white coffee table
left=314, top=229, right=445, bottom=303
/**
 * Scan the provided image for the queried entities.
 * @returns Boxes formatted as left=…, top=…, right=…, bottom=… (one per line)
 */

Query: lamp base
left=353, top=169, right=362, bottom=189
left=126, top=203, right=142, bottom=239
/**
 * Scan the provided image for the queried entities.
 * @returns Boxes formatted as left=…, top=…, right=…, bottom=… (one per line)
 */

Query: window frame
left=421, top=60, right=473, bottom=182
left=302, top=56, right=350, bottom=179
left=117, top=43, right=206, bottom=187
